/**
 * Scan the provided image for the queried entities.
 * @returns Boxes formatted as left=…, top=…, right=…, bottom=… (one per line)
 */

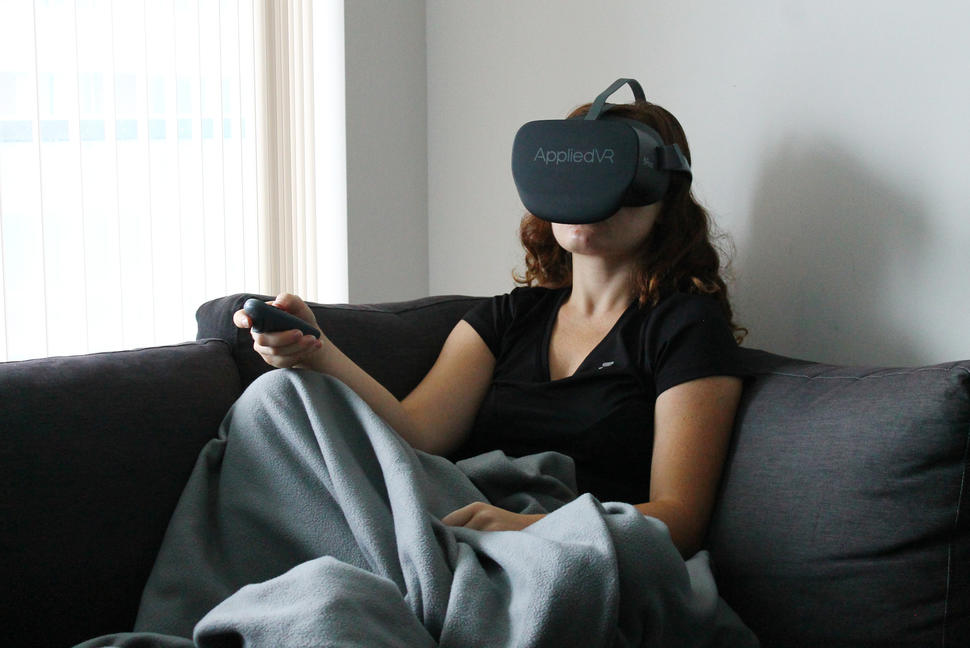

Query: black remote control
left=243, top=298, right=321, bottom=338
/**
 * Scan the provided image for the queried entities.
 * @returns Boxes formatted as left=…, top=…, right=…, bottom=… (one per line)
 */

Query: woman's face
left=551, top=203, right=662, bottom=261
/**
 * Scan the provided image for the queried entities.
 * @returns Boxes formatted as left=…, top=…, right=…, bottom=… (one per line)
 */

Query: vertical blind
left=0, top=0, right=347, bottom=362
left=256, top=0, right=347, bottom=304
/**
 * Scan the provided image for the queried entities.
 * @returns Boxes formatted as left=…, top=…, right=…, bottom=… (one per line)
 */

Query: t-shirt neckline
left=541, top=287, right=638, bottom=382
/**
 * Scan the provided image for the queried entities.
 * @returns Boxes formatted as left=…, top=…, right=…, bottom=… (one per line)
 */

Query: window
left=0, top=0, right=347, bottom=362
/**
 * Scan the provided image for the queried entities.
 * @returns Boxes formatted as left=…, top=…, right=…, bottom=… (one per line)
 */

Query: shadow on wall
left=734, top=137, right=927, bottom=367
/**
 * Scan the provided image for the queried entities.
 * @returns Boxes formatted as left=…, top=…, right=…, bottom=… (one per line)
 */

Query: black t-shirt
left=458, top=286, right=745, bottom=504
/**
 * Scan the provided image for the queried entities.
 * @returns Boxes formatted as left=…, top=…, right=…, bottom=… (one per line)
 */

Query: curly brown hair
left=514, top=100, right=746, bottom=342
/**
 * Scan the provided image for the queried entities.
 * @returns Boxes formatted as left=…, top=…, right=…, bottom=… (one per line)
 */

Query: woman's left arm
left=444, top=375, right=743, bottom=543
left=636, top=375, right=744, bottom=558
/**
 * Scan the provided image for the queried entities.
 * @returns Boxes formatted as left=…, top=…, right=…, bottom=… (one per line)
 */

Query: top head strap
left=584, top=78, right=646, bottom=120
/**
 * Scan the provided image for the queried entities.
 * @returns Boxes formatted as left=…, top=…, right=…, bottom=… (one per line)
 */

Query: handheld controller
left=243, top=298, right=321, bottom=338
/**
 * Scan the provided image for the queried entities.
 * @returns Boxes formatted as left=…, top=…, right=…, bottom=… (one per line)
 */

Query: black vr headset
left=511, top=78, right=691, bottom=224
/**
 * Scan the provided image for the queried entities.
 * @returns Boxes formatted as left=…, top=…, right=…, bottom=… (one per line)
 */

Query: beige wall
left=344, top=0, right=428, bottom=303
left=424, top=1, right=970, bottom=366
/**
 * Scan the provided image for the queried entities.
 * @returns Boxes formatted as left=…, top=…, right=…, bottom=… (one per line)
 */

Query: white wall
left=344, top=0, right=428, bottom=303
left=425, top=0, right=970, bottom=366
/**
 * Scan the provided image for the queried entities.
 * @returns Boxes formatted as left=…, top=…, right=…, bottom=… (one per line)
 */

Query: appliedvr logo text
left=534, top=147, right=615, bottom=165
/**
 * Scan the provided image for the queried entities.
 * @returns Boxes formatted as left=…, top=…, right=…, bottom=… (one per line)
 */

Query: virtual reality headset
left=511, top=78, right=692, bottom=224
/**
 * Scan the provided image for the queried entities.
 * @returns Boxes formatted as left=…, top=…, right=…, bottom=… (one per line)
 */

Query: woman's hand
left=442, top=502, right=544, bottom=532
left=233, top=293, right=326, bottom=370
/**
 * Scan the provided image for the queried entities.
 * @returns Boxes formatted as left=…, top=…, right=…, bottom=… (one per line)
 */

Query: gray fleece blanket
left=76, top=369, right=758, bottom=648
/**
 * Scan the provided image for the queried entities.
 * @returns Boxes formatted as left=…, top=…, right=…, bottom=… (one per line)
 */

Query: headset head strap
left=584, top=78, right=646, bottom=121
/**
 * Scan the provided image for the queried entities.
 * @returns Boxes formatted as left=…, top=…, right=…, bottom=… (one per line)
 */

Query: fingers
left=441, top=502, right=483, bottom=527
left=443, top=502, right=507, bottom=531
left=273, top=292, right=298, bottom=309
left=271, top=293, right=288, bottom=305
left=273, top=293, right=312, bottom=320
left=443, top=503, right=544, bottom=532
left=232, top=294, right=306, bottom=329
left=233, top=308, right=252, bottom=329
left=252, top=329, right=321, bottom=366
left=252, top=328, right=316, bottom=353
left=232, top=293, right=321, bottom=368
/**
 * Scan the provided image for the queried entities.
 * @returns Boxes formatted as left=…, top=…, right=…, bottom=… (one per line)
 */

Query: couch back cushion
left=708, top=349, right=970, bottom=647
left=196, top=294, right=486, bottom=398
left=0, top=340, right=241, bottom=648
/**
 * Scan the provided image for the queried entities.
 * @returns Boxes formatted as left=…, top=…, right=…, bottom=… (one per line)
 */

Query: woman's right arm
left=234, top=293, right=495, bottom=456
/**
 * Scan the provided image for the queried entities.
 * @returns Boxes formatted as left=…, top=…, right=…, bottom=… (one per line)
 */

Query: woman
left=77, top=91, right=757, bottom=648
left=233, top=99, right=745, bottom=559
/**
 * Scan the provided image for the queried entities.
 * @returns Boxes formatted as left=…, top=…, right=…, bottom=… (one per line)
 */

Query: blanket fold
left=75, top=369, right=757, bottom=648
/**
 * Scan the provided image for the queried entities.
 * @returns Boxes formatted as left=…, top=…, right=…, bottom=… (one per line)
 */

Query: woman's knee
left=233, top=369, right=363, bottom=433
left=243, top=368, right=344, bottom=404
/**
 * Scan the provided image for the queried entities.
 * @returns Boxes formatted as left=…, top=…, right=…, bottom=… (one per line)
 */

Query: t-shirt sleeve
left=645, top=293, right=746, bottom=395
left=461, top=291, right=516, bottom=358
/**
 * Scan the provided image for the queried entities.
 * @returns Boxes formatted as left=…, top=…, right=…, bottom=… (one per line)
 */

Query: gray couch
left=3, top=293, right=968, bottom=648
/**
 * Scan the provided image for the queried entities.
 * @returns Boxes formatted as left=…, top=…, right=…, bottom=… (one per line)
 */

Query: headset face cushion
left=511, top=118, right=668, bottom=224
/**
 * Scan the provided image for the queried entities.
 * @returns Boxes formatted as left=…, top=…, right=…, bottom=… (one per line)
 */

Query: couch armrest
left=1, top=340, right=241, bottom=648
left=709, top=348, right=970, bottom=647
left=196, top=294, right=486, bottom=398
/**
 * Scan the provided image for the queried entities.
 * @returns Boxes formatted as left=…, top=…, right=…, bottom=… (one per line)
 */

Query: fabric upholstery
left=196, top=294, right=485, bottom=398
left=4, top=293, right=968, bottom=647
left=707, top=348, right=970, bottom=647
left=1, top=340, right=241, bottom=648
